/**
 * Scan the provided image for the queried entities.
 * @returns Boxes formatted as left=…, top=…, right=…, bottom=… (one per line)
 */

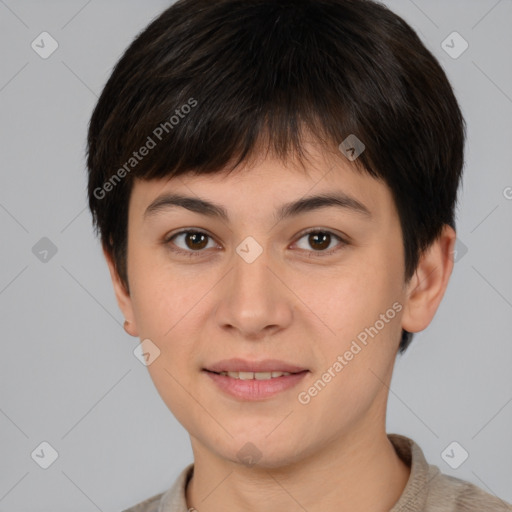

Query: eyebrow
left=143, top=191, right=372, bottom=223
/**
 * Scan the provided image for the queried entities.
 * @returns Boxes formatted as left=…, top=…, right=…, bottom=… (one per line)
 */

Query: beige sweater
left=122, top=433, right=512, bottom=511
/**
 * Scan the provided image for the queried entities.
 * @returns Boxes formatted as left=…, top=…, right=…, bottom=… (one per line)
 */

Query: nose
left=214, top=246, right=294, bottom=339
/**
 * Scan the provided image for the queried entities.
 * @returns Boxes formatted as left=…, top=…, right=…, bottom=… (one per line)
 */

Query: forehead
left=128, top=143, right=393, bottom=227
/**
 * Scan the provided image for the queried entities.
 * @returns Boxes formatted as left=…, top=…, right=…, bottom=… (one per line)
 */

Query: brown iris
left=184, top=232, right=209, bottom=250
left=308, top=232, right=331, bottom=251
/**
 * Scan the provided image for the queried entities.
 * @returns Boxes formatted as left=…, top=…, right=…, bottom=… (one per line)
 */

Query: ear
left=102, top=244, right=139, bottom=337
left=401, top=224, right=456, bottom=333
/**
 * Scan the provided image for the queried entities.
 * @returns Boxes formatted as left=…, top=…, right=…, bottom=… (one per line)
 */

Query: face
left=108, top=143, right=440, bottom=469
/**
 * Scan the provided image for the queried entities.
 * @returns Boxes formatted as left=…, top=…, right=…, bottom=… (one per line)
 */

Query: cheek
left=312, top=262, right=399, bottom=335
left=129, top=270, right=204, bottom=422
left=295, top=267, right=402, bottom=433
left=305, top=246, right=404, bottom=370
left=128, top=246, right=205, bottom=336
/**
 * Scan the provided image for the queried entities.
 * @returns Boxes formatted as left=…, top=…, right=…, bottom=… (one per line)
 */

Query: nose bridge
left=215, top=239, right=292, bottom=336
left=231, top=241, right=275, bottom=307
left=236, top=248, right=270, bottom=291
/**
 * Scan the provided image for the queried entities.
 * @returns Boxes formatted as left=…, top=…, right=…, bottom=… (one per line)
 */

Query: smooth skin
left=104, top=140, right=455, bottom=512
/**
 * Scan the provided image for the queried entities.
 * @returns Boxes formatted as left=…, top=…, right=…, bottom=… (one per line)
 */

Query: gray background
left=1, top=0, right=511, bottom=510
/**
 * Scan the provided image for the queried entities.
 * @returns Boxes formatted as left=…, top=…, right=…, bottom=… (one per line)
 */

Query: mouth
left=203, top=358, right=308, bottom=375
left=203, top=369, right=307, bottom=380
left=202, top=359, right=309, bottom=400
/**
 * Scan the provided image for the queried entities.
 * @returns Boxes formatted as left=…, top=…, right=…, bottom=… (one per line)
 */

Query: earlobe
left=102, top=245, right=139, bottom=337
left=401, top=225, right=456, bottom=334
left=123, top=320, right=137, bottom=337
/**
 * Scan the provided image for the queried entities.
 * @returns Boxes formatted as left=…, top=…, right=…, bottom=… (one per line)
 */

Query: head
left=87, top=0, right=465, bottom=466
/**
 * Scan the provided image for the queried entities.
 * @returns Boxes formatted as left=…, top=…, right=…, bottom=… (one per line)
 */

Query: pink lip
left=204, top=370, right=309, bottom=400
left=204, top=358, right=308, bottom=374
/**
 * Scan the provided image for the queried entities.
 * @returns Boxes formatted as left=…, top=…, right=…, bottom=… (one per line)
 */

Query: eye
left=292, top=229, right=347, bottom=256
left=164, top=228, right=348, bottom=259
left=165, top=230, right=219, bottom=257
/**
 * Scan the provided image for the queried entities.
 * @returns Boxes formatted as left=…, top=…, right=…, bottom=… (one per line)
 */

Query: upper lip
left=204, top=358, right=308, bottom=374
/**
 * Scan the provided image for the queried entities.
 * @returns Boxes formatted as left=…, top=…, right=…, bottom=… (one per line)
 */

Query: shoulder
left=426, top=471, right=512, bottom=511
left=120, top=491, right=164, bottom=512
left=120, top=463, right=194, bottom=512
left=387, top=434, right=512, bottom=512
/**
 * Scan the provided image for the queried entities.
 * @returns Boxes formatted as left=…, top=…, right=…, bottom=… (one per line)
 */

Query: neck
left=186, top=428, right=411, bottom=512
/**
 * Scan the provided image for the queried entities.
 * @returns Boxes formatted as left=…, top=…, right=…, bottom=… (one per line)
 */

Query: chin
left=215, top=437, right=306, bottom=470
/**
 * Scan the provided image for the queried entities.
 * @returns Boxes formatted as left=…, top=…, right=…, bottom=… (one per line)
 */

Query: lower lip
left=203, top=370, right=309, bottom=400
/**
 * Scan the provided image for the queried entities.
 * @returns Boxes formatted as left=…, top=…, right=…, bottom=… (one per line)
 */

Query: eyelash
left=163, top=228, right=348, bottom=259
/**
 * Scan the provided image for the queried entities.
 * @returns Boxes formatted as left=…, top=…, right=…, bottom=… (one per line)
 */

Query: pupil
left=310, top=232, right=330, bottom=250
left=186, top=232, right=208, bottom=250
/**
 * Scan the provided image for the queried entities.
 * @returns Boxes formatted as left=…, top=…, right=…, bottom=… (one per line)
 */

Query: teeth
left=218, top=371, right=292, bottom=379
left=255, top=372, right=272, bottom=380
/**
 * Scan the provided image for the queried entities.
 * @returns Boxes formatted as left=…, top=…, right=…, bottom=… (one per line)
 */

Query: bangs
left=89, top=0, right=402, bottom=186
